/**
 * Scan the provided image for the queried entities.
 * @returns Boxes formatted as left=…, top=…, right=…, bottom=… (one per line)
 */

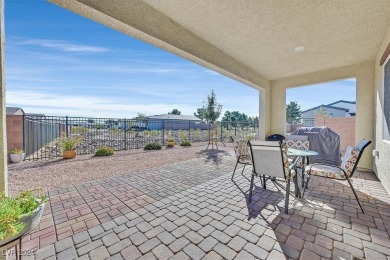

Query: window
left=384, top=57, right=390, bottom=140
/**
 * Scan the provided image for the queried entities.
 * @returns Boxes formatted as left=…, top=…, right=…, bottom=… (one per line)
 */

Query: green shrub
left=180, top=140, right=192, bottom=147
left=57, top=134, right=82, bottom=151
left=71, top=126, right=89, bottom=135
left=10, top=149, right=23, bottom=154
left=0, top=189, right=47, bottom=240
left=95, top=146, right=114, bottom=156
left=144, top=143, right=162, bottom=150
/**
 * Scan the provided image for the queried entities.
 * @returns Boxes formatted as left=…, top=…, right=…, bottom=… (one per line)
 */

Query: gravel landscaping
left=8, top=142, right=234, bottom=196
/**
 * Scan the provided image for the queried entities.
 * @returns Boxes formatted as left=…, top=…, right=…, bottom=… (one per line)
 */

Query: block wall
left=315, top=115, right=355, bottom=151
left=6, top=115, right=23, bottom=153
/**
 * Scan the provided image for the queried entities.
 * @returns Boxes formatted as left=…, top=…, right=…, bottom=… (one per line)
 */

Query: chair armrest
left=312, top=158, right=341, bottom=165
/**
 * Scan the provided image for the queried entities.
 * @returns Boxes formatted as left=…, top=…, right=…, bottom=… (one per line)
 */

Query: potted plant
left=0, top=189, right=47, bottom=247
left=9, top=149, right=25, bottom=163
left=57, top=135, right=82, bottom=159
left=167, top=139, right=175, bottom=148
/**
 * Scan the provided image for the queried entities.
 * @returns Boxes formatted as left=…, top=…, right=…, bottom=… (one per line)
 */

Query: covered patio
left=16, top=150, right=390, bottom=259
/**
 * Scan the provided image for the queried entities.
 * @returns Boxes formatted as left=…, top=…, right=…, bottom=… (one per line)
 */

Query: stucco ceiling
left=51, top=0, right=390, bottom=84
left=143, top=0, right=390, bottom=80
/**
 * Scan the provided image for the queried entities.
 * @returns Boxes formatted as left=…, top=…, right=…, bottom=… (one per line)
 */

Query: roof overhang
left=49, top=0, right=390, bottom=89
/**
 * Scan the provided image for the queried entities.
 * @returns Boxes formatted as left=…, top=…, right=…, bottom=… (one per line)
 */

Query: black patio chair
left=303, top=139, right=371, bottom=213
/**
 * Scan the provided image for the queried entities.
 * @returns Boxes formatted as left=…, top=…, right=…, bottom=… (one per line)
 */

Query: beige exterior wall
left=0, top=0, right=6, bottom=194
left=374, top=26, right=390, bottom=193
left=269, top=61, right=375, bottom=170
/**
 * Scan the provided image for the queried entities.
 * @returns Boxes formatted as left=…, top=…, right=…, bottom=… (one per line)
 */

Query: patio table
left=288, top=148, right=319, bottom=188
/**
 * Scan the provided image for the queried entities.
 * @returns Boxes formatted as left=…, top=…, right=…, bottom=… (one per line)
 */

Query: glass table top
left=287, top=148, right=319, bottom=157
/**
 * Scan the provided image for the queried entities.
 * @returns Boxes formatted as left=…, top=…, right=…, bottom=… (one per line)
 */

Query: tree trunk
left=208, top=122, right=211, bottom=144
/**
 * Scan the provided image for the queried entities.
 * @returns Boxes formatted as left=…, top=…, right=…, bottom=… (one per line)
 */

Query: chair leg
left=305, top=175, right=311, bottom=189
left=231, top=160, right=239, bottom=180
left=285, top=179, right=291, bottom=214
left=249, top=173, right=255, bottom=202
left=301, top=156, right=309, bottom=188
left=293, top=174, right=300, bottom=198
left=241, top=164, right=246, bottom=176
left=263, top=175, right=266, bottom=189
left=346, top=177, right=364, bottom=213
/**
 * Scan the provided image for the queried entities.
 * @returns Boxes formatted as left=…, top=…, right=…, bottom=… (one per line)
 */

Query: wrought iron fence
left=23, top=115, right=259, bottom=160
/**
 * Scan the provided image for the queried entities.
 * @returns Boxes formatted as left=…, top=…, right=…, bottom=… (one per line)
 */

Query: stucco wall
left=374, top=26, right=390, bottom=193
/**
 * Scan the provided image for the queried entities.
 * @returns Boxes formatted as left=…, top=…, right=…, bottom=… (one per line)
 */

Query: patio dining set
left=231, top=133, right=371, bottom=214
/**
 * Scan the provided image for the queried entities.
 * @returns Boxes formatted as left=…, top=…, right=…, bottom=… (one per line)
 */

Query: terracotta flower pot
left=63, top=150, right=77, bottom=159
left=167, top=141, right=175, bottom=148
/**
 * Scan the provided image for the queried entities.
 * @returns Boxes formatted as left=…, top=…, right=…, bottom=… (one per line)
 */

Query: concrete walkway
left=9, top=150, right=390, bottom=259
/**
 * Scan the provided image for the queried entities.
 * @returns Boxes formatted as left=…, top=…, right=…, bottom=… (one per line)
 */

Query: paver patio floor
left=9, top=149, right=390, bottom=259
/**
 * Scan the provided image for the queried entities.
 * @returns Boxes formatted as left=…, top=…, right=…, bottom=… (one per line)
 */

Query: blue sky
left=5, top=1, right=356, bottom=119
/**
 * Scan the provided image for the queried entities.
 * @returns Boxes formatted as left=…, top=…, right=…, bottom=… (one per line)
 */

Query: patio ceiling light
left=294, top=46, right=305, bottom=52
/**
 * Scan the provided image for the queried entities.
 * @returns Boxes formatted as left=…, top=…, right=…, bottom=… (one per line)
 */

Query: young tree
left=200, top=90, right=223, bottom=144
left=314, top=107, right=331, bottom=117
left=286, top=101, right=302, bottom=124
left=134, top=113, right=147, bottom=121
left=168, top=109, right=181, bottom=115
left=222, top=111, right=232, bottom=122
left=194, top=107, right=206, bottom=120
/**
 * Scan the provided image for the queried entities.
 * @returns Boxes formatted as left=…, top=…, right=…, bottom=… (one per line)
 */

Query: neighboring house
left=302, top=100, right=356, bottom=119
left=6, top=107, right=25, bottom=115
left=25, top=113, right=46, bottom=120
left=146, top=114, right=208, bottom=130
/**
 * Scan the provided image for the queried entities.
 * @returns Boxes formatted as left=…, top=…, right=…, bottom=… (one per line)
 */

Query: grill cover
left=290, top=127, right=340, bottom=165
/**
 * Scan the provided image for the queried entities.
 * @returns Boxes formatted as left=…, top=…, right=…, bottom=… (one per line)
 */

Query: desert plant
left=144, top=143, right=162, bottom=150
left=0, top=189, right=47, bottom=240
left=167, top=139, right=175, bottom=148
left=193, top=129, right=201, bottom=141
left=95, top=146, right=114, bottom=156
left=110, top=128, right=121, bottom=135
left=10, top=149, right=23, bottom=154
left=57, top=135, right=82, bottom=151
left=247, top=135, right=254, bottom=141
left=179, top=130, right=188, bottom=140
left=71, top=126, right=89, bottom=135
left=180, top=140, right=192, bottom=147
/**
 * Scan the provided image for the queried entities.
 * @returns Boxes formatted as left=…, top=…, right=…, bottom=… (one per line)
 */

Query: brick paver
left=13, top=146, right=390, bottom=259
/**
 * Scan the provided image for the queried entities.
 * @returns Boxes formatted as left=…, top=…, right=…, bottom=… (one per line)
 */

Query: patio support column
left=355, top=64, right=375, bottom=171
left=269, top=82, right=287, bottom=135
left=0, top=0, right=6, bottom=194
left=258, top=88, right=270, bottom=140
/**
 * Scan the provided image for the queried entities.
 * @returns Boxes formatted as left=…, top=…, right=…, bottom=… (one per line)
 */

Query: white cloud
left=18, top=39, right=109, bottom=53
left=6, top=91, right=196, bottom=118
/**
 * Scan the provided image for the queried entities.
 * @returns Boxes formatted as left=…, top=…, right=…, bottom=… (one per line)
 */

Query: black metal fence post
left=124, top=118, right=127, bottom=150
left=162, top=120, right=165, bottom=146
left=65, top=116, right=69, bottom=137
left=235, top=125, right=237, bottom=136
left=188, top=121, right=191, bottom=141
